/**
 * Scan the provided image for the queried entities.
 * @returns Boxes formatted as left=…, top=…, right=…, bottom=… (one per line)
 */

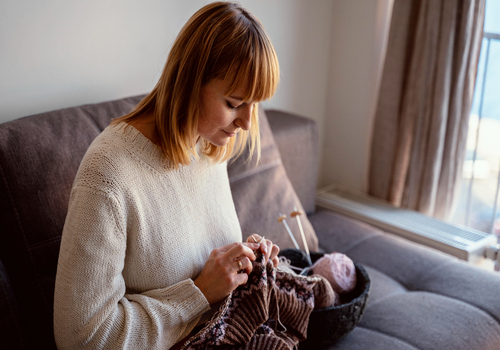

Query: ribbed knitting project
left=180, top=252, right=331, bottom=350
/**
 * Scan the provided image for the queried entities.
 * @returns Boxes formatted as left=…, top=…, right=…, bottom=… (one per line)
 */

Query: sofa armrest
left=265, top=109, right=319, bottom=215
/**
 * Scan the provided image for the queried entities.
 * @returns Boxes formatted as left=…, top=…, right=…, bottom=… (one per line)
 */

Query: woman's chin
left=208, top=138, right=230, bottom=147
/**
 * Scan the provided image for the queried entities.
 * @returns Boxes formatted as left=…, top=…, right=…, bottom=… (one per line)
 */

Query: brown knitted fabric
left=180, top=252, right=323, bottom=350
left=238, top=326, right=299, bottom=350
left=268, top=269, right=317, bottom=340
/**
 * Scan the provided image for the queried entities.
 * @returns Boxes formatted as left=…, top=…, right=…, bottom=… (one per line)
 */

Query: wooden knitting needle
left=251, top=235, right=266, bottom=252
left=278, top=213, right=300, bottom=250
left=291, top=206, right=312, bottom=266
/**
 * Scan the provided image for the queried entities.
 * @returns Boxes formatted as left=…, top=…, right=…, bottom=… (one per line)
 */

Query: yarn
left=278, top=256, right=337, bottom=308
left=312, top=274, right=338, bottom=309
left=312, top=253, right=357, bottom=294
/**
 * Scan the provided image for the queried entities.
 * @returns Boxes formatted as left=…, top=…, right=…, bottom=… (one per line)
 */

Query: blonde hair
left=113, top=1, right=279, bottom=167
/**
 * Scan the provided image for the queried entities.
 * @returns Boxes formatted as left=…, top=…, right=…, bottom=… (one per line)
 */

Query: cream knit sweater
left=54, top=122, right=242, bottom=350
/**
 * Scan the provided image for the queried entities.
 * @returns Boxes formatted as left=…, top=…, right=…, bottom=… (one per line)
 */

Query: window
left=451, top=0, right=500, bottom=240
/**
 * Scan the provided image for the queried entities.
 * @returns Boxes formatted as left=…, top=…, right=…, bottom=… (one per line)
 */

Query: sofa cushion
left=330, top=327, right=419, bottom=350
left=228, top=106, right=319, bottom=252
left=0, top=96, right=143, bottom=348
left=309, top=208, right=500, bottom=350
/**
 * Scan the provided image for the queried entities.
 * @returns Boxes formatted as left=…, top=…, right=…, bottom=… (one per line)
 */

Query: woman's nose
left=236, top=105, right=252, bottom=131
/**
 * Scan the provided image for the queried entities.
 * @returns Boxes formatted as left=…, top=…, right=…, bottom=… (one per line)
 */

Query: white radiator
left=316, top=185, right=499, bottom=266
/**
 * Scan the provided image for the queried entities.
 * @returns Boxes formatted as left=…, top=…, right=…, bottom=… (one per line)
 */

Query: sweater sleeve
left=54, top=186, right=210, bottom=350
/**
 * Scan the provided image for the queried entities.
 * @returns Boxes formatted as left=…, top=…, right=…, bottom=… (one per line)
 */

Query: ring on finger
left=237, top=259, right=243, bottom=270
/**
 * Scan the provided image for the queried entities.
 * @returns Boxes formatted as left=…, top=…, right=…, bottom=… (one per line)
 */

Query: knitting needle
left=278, top=213, right=300, bottom=250
left=251, top=234, right=266, bottom=244
left=291, top=206, right=312, bottom=266
left=251, top=235, right=266, bottom=253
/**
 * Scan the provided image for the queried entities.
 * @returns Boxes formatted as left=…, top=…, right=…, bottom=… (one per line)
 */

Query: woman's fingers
left=235, top=256, right=253, bottom=275
left=242, top=242, right=261, bottom=251
left=247, top=234, right=280, bottom=266
left=260, top=239, right=273, bottom=263
left=270, top=244, right=279, bottom=260
left=233, top=271, right=249, bottom=286
left=227, top=243, right=258, bottom=261
left=270, top=244, right=280, bottom=267
left=218, top=241, right=259, bottom=253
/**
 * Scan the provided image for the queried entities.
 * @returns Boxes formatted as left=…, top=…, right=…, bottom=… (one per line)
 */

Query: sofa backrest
left=0, top=96, right=143, bottom=348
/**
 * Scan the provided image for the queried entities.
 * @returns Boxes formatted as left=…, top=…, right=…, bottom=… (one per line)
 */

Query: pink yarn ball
left=312, top=253, right=357, bottom=294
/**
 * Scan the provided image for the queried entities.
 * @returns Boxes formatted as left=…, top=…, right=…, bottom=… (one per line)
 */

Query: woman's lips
left=223, top=130, right=239, bottom=137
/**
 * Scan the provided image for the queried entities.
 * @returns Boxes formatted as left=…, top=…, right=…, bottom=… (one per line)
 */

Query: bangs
left=217, top=21, right=279, bottom=103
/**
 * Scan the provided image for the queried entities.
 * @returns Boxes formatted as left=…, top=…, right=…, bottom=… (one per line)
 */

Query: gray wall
left=0, top=0, right=392, bottom=194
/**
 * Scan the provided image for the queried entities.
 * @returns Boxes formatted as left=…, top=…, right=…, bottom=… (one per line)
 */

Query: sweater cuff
left=138, top=279, right=211, bottom=324
left=184, top=279, right=211, bottom=319
left=161, top=279, right=210, bottom=321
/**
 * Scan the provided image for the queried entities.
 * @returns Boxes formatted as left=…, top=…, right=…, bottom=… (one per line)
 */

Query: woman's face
left=197, top=79, right=255, bottom=147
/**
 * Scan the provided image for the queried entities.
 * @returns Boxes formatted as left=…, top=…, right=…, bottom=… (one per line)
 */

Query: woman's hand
left=194, top=242, right=260, bottom=305
left=246, top=234, right=280, bottom=268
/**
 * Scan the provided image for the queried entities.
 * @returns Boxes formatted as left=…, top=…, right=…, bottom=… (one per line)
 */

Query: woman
left=54, top=2, right=280, bottom=349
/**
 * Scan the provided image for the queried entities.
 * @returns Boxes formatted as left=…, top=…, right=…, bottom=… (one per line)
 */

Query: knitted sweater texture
left=54, top=122, right=242, bottom=350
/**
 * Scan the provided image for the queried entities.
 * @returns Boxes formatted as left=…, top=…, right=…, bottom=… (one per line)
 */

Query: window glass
left=451, top=0, right=500, bottom=238
left=484, top=0, right=500, bottom=33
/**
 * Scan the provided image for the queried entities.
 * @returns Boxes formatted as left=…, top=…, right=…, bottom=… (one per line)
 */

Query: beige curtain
left=369, top=0, right=485, bottom=220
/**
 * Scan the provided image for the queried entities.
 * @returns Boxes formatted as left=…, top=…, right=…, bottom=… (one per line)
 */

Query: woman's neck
left=127, top=113, right=159, bottom=145
left=127, top=113, right=201, bottom=149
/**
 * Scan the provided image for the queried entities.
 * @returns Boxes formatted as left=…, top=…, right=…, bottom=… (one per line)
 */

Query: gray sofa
left=1, top=96, right=500, bottom=350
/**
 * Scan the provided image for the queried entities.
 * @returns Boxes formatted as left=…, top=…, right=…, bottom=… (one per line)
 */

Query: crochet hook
left=291, top=207, right=312, bottom=266
left=278, top=213, right=300, bottom=250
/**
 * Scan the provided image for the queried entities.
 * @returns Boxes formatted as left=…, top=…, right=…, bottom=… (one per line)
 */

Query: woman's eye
left=226, top=101, right=237, bottom=109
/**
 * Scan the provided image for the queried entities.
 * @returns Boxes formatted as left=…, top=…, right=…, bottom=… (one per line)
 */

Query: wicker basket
left=279, top=249, right=371, bottom=348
